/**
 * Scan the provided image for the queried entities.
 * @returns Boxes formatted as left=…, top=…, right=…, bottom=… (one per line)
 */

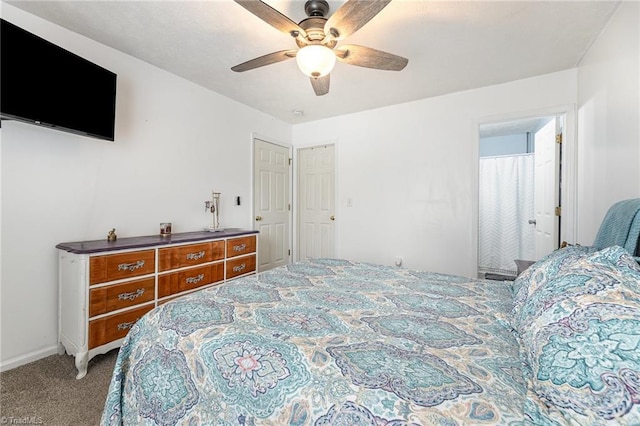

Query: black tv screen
left=1, top=19, right=117, bottom=141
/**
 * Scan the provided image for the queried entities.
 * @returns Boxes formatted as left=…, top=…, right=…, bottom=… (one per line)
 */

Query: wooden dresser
left=56, top=229, right=258, bottom=379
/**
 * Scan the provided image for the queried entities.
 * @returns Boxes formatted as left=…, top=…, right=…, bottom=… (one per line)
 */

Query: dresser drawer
left=226, top=254, right=256, bottom=279
left=89, top=277, right=155, bottom=317
left=158, top=263, right=224, bottom=298
left=88, top=304, right=154, bottom=349
left=158, top=241, right=225, bottom=272
left=227, top=235, right=256, bottom=258
left=90, top=250, right=155, bottom=285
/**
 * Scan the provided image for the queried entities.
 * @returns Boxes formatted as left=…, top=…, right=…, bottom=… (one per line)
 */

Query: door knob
left=330, top=215, right=335, bottom=221
left=255, top=216, right=262, bottom=221
left=528, top=219, right=537, bottom=225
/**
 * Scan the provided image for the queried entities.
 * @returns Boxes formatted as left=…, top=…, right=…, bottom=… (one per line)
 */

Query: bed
left=101, top=249, right=640, bottom=425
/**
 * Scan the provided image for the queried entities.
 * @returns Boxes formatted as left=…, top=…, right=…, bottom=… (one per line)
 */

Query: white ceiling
left=5, top=0, right=620, bottom=125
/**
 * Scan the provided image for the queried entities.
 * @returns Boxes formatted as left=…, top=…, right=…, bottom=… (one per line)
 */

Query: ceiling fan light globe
left=296, top=45, right=336, bottom=78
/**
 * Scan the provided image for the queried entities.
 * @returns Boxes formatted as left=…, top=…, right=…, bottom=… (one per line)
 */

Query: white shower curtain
left=478, top=154, right=535, bottom=277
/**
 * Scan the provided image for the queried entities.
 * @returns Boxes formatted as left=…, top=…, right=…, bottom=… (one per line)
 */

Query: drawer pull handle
left=117, top=320, right=137, bottom=331
left=118, top=260, right=145, bottom=272
left=233, top=243, right=246, bottom=252
left=233, top=263, right=246, bottom=273
left=186, top=251, right=205, bottom=260
left=118, top=288, right=145, bottom=301
left=186, top=274, right=205, bottom=285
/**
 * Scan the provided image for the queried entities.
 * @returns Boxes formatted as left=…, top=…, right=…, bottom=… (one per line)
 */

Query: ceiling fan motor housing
left=296, top=17, right=336, bottom=48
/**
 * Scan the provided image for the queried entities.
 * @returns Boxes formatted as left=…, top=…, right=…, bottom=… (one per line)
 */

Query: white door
left=533, top=118, right=561, bottom=259
left=254, top=139, right=291, bottom=272
left=298, top=144, right=335, bottom=260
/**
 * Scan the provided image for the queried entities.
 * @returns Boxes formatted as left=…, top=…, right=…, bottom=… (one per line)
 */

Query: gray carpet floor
left=0, top=349, right=118, bottom=425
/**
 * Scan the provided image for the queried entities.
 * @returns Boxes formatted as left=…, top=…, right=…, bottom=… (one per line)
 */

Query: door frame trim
left=293, top=140, right=338, bottom=262
left=251, top=134, right=293, bottom=267
left=471, top=104, right=577, bottom=277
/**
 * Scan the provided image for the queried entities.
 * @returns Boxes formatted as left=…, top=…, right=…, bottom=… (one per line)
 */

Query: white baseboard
left=0, top=345, right=60, bottom=372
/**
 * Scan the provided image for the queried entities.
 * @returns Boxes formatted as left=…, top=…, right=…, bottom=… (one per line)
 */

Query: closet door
left=254, top=138, right=291, bottom=272
left=298, top=144, right=335, bottom=260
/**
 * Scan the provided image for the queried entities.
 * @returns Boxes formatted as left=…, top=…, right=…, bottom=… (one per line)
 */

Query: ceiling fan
left=231, top=0, right=408, bottom=96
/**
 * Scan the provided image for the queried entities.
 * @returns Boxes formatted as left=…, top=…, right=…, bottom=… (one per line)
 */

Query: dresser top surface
left=56, top=229, right=258, bottom=254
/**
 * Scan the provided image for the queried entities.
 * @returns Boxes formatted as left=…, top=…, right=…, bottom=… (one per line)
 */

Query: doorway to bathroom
left=477, top=114, right=563, bottom=279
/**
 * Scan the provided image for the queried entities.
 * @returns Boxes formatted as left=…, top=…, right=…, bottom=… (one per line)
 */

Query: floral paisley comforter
left=101, top=259, right=529, bottom=425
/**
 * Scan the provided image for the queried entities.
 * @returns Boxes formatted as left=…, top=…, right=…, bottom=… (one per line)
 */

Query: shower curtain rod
left=480, top=152, right=534, bottom=160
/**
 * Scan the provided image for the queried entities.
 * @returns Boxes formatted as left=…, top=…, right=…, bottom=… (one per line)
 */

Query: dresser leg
left=75, top=352, right=88, bottom=379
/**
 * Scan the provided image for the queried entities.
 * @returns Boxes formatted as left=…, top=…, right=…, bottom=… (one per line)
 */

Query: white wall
left=576, top=1, right=640, bottom=245
left=0, top=5, right=291, bottom=369
left=292, top=70, right=578, bottom=278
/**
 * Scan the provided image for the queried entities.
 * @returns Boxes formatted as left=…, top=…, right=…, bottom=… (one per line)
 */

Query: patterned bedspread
left=101, top=259, right=528, bottom=425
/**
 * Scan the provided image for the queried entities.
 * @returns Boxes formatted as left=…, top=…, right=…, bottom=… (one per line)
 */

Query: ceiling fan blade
left=310, top=75, right=330, bottom=96
left=234, top=0, right=307, bottom=40
left=231, top=50, right=297, bottom=72
left=335, top=45, right=408, bottom=71
left=324, top=0, right=392, bottom=40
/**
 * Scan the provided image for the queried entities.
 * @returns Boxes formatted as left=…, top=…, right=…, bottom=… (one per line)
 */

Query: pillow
left=511, top=245, right=595, bottom=327
left=515, top=246, right=640, bottom=334
left=518, top=246, right=640, bottom=424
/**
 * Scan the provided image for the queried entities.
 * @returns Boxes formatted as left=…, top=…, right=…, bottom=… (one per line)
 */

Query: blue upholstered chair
left=592, top=198, right=640, bottom=259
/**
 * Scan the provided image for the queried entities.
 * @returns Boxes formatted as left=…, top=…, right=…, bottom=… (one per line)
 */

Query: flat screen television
left=1, top=19, right=117, bottom=141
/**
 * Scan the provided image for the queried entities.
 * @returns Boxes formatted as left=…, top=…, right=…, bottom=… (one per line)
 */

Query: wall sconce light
left=296, top=45, right=336, bottom=78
